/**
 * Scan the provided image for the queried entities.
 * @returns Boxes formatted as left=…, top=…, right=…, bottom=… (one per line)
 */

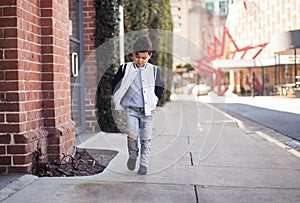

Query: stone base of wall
left=47, top=121, right=76, bottom=161
left=0, top=121, right=75, bottom=174
left=0, top=128, right=48, bottom=174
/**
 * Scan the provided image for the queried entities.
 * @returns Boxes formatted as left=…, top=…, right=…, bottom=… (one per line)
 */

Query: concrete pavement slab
left=86, top=160, right=300, bottom=189
left=0, top=175, right=37, bottom=202
left=0, top=175, right=23, bottom=191
left=2, top=178, right=196, bottom=203
left=193, top=151, right=300, bottom=170
left=196, top=186, right=300, bottom=203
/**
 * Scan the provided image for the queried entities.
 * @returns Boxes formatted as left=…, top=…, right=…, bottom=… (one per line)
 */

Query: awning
left=212, top=59, right=255, bottom=69
left=270, top=29, right=300, bottom=55
left=212, top=56, right=300, bottom=70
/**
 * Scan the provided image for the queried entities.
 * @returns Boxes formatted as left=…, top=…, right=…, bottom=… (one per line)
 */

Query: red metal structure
left=194, top=26, right=268, bottom=95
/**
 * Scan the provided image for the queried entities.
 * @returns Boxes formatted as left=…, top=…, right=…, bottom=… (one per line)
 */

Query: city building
left=170, top=0, right=231, bottom=92
left=211, top=0, right=300, bottom=96
left=171, top=0, right=300, bottom=97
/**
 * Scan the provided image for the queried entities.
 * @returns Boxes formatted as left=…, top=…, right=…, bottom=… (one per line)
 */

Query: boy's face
left=132, top=52, right=152, bottom=67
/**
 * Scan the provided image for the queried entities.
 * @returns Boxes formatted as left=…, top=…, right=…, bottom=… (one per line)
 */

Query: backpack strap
left=153, top=65, right=157, bottom=80
left=122, top=63, right=127, bottom=74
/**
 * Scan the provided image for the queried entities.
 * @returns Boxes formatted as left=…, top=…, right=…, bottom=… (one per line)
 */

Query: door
left=69, top=0, right=85, bottom=134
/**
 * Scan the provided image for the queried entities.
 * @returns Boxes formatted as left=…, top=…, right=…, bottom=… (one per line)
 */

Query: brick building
left=0, top=0, right=99, bottom=174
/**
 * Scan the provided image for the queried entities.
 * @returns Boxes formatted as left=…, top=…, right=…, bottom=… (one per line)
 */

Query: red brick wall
left=0, top=0, right=75, bottom=174
left=40, top=0, right=75, bottom=161
left=83, top=0, right=100, bottom=132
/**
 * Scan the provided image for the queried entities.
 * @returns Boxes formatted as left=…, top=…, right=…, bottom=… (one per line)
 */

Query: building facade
left=171, top=0, right=300, bottom=96
left=171, top=0, right=231, bottom=66
left=216, top=0, right=300, bottom=96
left=170, top=0, right=231, bottom=92
left=0, top=0, right=98, bottom=174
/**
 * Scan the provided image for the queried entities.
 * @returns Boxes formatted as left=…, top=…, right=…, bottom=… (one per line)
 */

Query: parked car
left=192, top=84, right=210, bottom=96
left=183, top=83, right=196, bottom=94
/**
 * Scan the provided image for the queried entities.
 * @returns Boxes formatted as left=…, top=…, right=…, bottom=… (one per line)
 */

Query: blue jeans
left=125, top=108, right=154, bottom=168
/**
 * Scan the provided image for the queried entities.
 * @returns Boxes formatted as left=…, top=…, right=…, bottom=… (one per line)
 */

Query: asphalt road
left=213, top=103, right=300, bottom=141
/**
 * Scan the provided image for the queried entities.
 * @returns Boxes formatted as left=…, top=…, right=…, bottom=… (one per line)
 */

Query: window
left=205, top=2, right=214, bottom=11
left=219, top=0, right=229, bottom=16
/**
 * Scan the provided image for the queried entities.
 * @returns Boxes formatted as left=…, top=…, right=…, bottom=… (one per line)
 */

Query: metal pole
left=274, top=54, right=277, bottom=85
left=251, top=59, right=255, bottom=97
left=118, top=0, right=125, bottom=65
left=295, top=48, right=297, bottom=87
left=251, top=70, right=255, bottom=97
left=261, top=65, right=264, bottom=96
left=278, top=54, right=281, bottom=84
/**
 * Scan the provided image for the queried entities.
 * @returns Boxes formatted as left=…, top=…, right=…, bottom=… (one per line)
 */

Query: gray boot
left=127, top=157, right=137, bottom=171
left=138, top=165, right=147, bottom=175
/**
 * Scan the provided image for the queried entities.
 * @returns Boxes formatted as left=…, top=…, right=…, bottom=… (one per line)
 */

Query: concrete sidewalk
left=1, top=94, right=300, bottom=202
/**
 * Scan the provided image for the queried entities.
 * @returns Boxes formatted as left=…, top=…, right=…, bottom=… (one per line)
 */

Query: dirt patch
left=32, top=148, right=118, bottom=177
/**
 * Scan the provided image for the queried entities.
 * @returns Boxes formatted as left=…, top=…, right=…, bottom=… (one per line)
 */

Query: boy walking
left=112, top=36, right=164, bottom=175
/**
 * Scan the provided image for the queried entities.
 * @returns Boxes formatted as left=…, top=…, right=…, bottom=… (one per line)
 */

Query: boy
left=112, top=36, right=164, bottom=175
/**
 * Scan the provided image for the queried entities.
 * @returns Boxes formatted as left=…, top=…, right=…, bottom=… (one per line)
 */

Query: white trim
left=212, top=55, right=300, bottom=69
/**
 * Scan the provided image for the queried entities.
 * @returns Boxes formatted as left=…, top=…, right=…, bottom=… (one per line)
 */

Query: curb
left=0, top=175, right=38, bottom=202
